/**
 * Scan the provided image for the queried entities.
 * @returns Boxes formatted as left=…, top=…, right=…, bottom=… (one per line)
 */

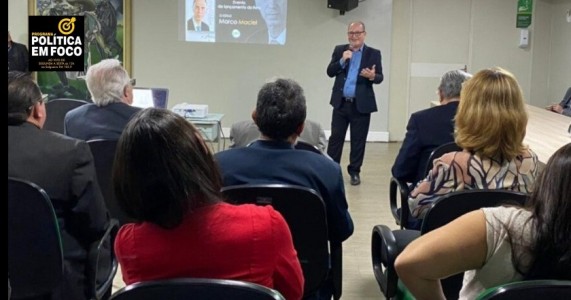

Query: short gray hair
left=438, top=70, right=472, bottom=99
left=85, top=58, right=131, bottom=107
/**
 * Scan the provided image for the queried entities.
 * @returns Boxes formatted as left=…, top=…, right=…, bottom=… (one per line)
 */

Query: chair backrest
left=294, top=140, right=322, bottom=154
left=87, top=139, right=135, bottom=225
left=221, top=184, right=330, bottom=297
left=8, top=177, right=64, bottom=299
left=389, top=142, right=461, bottom=230
left=421, top=189, right=528, bottom=233
left=476, top=280, right=571, bottom=300
left=424, top=141, right=463, bottom=176
left=421, top=189, right=528, bottom=299
left=44, top=98, right=89, bottom=134
left=110, top=278, right=285, bottom=300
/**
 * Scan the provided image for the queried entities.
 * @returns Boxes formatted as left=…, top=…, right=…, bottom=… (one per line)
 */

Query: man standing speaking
left=326, top=21, right=383, bottom=186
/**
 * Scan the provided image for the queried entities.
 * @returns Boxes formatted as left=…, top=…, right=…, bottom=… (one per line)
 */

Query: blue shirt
left=341, top=46, right=363, bottom=98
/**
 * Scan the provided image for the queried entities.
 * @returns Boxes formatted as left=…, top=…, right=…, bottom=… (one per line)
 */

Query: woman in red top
left=112, top=108, right=304, bottom=299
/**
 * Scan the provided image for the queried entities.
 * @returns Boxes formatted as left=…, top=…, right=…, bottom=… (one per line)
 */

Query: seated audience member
left=8, top=71, right=109, bottom=300
left=216, top=79, right=353, bottom=300
left=392, top=69, right=472, bottom=186
left=8, top=31, right=29, bottom=73
left=229, top=118, right=327, bottom=152
left=409, top=67, right=539, bottom=220
left=546, top=87, right=571, bottom=117
left=395, top=143, right=571, bottom=299
left=112, top=108, right=304, bottom=300
left=64, top=58, right=141, bottom=140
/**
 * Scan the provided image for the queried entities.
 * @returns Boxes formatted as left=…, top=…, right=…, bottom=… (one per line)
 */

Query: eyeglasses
left=347, top=31, right=365, bottom=36
left=26, top=96, right=46, bottom=113
left=129, top=78, right=136, bottom=87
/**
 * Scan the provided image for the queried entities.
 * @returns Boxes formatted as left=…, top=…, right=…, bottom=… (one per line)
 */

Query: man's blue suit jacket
left=391, top=101, right=459, bottom=185
left=64, top=102, right=141, bottom=141
left=215, top=140, right=354, bottom=243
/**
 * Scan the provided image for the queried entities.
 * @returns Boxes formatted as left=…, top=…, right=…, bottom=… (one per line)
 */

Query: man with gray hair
left=391, top=69, right=472, bottom=186
left=64, top=58, right=141, bottom=140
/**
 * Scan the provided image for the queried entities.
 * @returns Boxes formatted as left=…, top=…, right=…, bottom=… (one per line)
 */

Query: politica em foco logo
left=29, top=16, right=85, bottom=72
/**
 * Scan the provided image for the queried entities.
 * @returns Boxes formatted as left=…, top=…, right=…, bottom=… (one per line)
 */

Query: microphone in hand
left=343, top=48, right=353, bottom=64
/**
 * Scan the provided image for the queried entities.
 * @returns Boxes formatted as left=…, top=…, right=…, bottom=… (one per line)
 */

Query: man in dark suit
left=187, top=0, right=210, bottom=31
left=546, top=87, right=571, bottom=117
left=8, top=31, right=29, bottom=73
left=326, top=21, right=383, bottom=186
left=8, top=71, right=109, bottom=300
left=391, top=70, right=472, bottom=186
left=64, top=58, right=141, bottom=140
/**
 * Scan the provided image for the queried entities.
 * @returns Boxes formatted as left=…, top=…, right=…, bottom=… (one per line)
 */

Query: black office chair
left=389, top=141, right=462, bottom=229
left=294, top=140, right=323, bottom=154
left=44, top=98, right=89, bottom=134
left=91, top=218, right=120, bottom=300
left=221, top=184, right=336, bottom=299
left=476, top=280, right=571, bottom=300
left=110, top=278, right=285, bottom=300
left=8, top=176, right=118, bottom=300
left=423, top=141, right=463, bottom=176
left=88, top=139, right=135, bottom=225
left=372, top=189, right=528, bottom=300
left=8, top=177, right=64, bottom=300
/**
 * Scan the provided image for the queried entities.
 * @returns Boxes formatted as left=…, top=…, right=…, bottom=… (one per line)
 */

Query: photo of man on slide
left=187, top=0, right=210, bottom=31
left=247, top=0, right=287, bottom=44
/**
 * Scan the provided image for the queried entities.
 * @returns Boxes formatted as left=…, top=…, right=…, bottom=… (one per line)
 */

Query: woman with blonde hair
left=408, top=67, right=539, bottom=220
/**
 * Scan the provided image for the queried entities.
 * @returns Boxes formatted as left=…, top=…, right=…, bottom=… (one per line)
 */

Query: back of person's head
left=8, top=71, right=43, bottom=125
left=255, top=78, right=307, bottom=141
left=455, top=67, right=527, bottom=161
left=86, top=58, right=131, bottom=107
left=438, top=69, right=472, bottom=99
left=522, top=143, right=571, bottom=280
left=112, top=108, right=222, bottom=229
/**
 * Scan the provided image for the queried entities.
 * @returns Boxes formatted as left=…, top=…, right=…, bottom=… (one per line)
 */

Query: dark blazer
left=215, top=140, right=354, bottom=243
left=8, top=122, right=109, bottom=300
left=326, top=44, right=383, bottom=114
left=559, top=87, right=571, bottom=117
left=187, top=18, right=210, bottom=31
left=8, top=41, right=29, bottom=72
left=64, top=102, right=142, bottom=141
left=391, top=101, right=459, bottom=184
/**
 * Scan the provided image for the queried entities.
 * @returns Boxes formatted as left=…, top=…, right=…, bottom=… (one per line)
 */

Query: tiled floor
left=112, top=141, right=402, bottom=299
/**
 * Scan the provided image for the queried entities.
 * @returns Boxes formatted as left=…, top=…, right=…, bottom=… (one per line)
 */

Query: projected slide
left=183, top=0, right=287, bottom=45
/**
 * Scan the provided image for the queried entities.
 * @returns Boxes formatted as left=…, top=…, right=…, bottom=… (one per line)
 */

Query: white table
left=523, top=104, right=570, bottom=164
left=429, top=101, right=570, bottom=163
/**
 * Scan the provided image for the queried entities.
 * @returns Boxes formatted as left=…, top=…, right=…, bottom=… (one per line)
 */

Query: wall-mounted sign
left=29, top=16, right=85, bottom=72
left=517, top=0, right=533, bottom=28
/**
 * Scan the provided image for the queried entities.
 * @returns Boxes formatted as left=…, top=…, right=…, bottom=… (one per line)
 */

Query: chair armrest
left=330, top=242, right=342, bottom=300
left=390, top=177, right=410, bottom=229
left=371, top=225, right=399, bottom=299
left=371, top=225, right=421, bottom=299
left=93, top=219, right=120, bottom=300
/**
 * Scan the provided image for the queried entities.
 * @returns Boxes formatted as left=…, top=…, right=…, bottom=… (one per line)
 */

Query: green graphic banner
left=517, top=0, right=533, bottom=28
